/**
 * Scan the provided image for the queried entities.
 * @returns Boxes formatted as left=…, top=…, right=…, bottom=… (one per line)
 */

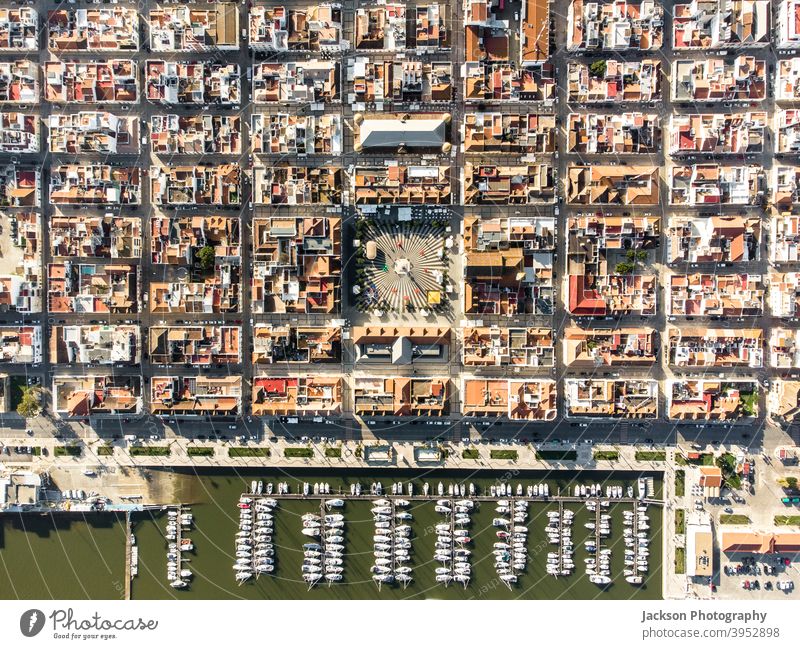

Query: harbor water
left=0, top=469, right=662, bottom=600
left=131, top=469, right=663, bottom=600
left=0, top=513, right=126, bottom=599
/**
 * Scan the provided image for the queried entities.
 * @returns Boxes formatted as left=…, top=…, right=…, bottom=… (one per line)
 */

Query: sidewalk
left=6, top=436, right=686, bottom=475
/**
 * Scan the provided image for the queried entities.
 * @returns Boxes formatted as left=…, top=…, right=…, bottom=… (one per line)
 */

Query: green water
left=0, top=470, right=663, bottom=600
left=0, top=513, right=126, bottom=599
left=130, top=470, right=662, bottom=600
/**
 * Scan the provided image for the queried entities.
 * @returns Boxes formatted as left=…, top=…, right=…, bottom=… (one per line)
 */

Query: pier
left=557, top=500, right=567, bottom=576
left=239, top=488, right=662, bottom=508
left=124, top=512, right=132, bottom=600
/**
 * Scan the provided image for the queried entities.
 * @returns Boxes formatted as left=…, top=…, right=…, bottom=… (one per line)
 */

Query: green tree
left=589, top=60, right=607, bottom=78
left=16, top=387, right=41, bottom=418
left=615, top=261, right=635, bottom=274
left=196, top=245, right=215, bottom=271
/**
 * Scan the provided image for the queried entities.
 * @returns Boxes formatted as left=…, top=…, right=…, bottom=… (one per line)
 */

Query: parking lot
left=718, top=554, right=799, bottom=600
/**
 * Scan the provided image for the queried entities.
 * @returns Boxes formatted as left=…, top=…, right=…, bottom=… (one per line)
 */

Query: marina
left=164, top=506, right=193, bottom=590
left=370, top=490, right=413, bottom=589
left=129, top=469, right=663, bottom=600
left=233, top=481, right=277, bottom=583
left=0, top=469, right=662, bottom=600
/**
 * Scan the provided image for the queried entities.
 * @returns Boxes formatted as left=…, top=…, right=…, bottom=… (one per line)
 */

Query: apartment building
left=668, top=379, right=759, bottom=420
left=463, top=163, right=555, bottom=204
left=669, top=113, right=766, bottom=155
left=149, top=278, right=240, bottom=314
left=463, top=113, right=556, bottom=154
left=777, top=58, right=800, bottom=100
left=49, top=165, right=139, bottom=206
left=412, top=3, right=450, bottom=50
left=53, top=376, right=142, bottom=417
left=667, top=327, right=763, bottom=367
left=252, top=61, right=339, bottom=103
left=0, top=8, right=37, bottom=50
left=769, top=272, right=800, bottom=318
left=770, top=329, right=800, bottom=368
left=566, top=165, right=660, bottom=205
left=353, top=378, right=450, bottom=417
left=669, top=164, right=766, bottom=205
left=149, top=326, right=241, bottom=365
left=672, top=57, right=766, bottom=102
left=567, top=113, right=660, bottom=154
left=0, top=60, right=37, bottom=103
left=353, top=165, right=451, bottom=205
left=252, top=325, right=342, bottom=364
left=249, top=4, right=347, bottom=51
left=462, top=379, right=557, bottom=420
left=149, top=4, right=239, bottom=51
left=0, top=112, right=37, bottom=152
left=348, top=58, right=453, bottom=104
left=666, top=216, right=760, bottom=263
left=668, top=273, right=764, bottom=316
left=673, top=0, right=769, bottom=48
left=145, top=61, right=241, bottom=105
left=252, top=376, right=343, bottom=416
left=0, top=212, right=40, bottom=313
left=251, top=216, right=341, bottom=314
left=44, top=60, right=138, bottom=103
left=50, top=324, right=141, bottom=365
left=50, top=215, right=141, bottom=259
left=150, top=215, right=240, bottom=265
left=565, top=379, right=658, bottom=419
left=150, top=114, right=241, bottom=155
left=567, top=59, right=661, bottom=102
left=563, top=328, right=657, bottom=367
left=774, top=166, right=800, bottom=207
left=48, top=262, right=139, bottom=314
left=462, top=327, right=555, bottom=367
left=150, top=376, right=242, bottom=417
left=0, top=166, right=38, bottom=207
left=47, top=8, right=139, bottom=51
left=251, top=113, right=340, bottom=155
left=355, top=1, right=406, bottom=50
left=464, top=61, right=556, bottom=101
left=770, top=215, right=800, bottom=263
left=567, top=0, right=663, bottom=50
left=779, top=0, right=800, bottom=47
left=0, top=326, right=41, bottom=363
left=776, top=109, right=800, bottom=154
left=48, top=112, right=138, bottom=155
left=253, top=165, right=342, bottom=205
left=150, top=165, right=241, bottom=206
left=463, top=215, right=555, bottom=316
